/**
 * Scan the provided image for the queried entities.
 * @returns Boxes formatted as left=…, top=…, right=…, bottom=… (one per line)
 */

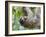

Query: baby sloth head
left=19, top=16, right=27, bottom=25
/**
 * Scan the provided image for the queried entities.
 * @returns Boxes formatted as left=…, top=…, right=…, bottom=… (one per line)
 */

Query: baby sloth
left=19, top=7, right=40, bottom=29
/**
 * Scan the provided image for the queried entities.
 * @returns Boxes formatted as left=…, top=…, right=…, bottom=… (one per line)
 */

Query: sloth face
left=19, top=16, right=27, bottom=25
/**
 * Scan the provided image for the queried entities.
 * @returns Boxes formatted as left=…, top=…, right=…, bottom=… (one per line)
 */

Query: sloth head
left=19, top=16, right=27, bottom=25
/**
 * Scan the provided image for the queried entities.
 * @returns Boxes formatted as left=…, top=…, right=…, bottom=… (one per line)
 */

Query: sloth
left=19, top=7, right=41, bottom=29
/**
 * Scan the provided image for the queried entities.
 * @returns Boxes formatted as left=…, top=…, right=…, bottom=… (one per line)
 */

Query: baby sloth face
left=20, top=16, right=27, bottom=25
